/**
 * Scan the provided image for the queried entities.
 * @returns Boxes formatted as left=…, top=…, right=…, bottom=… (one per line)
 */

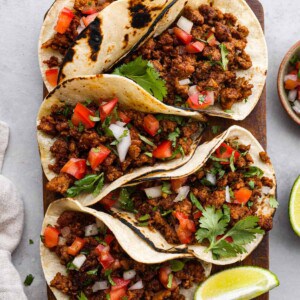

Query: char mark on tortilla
left=87, top=18, right=103, bottom=61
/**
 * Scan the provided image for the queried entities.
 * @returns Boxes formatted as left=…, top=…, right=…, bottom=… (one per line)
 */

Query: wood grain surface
left=42, top=0, right=268, bottom=299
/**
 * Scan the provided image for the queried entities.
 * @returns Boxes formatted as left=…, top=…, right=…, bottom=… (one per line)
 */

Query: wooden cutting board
left=43, top=0, right=268, bottom=299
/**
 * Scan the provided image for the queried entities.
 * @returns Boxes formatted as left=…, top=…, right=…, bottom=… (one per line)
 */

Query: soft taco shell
left=58, top=0, right=186, bottom=83
left=58, top=0, right=267, bottom=120
left=112, top=125, right=276, bottom=265
left=41, top=198, right=212, bottom=299
left=37, top=74, right=206, bottom=206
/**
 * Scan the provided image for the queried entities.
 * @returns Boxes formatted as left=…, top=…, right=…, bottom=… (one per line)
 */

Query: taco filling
left=37, top=98, right=201, bottom=196
left=102, top=139, right=276, bottom=259
left=42, top=0, right=114, bottom=86
left=42, top=210, right=207, bottom=299
left=113, top=5, right=253, bottom=111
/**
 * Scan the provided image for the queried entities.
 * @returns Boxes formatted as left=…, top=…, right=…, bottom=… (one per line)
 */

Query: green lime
left=194, top=266, right=279, bottom=300
left=289, top=175, right=300, bottom=236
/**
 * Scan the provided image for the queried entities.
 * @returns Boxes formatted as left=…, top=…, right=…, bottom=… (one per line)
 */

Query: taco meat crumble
left=42, top=211, right=206, bottom=299
left=123, top=5, right=253, bottom=110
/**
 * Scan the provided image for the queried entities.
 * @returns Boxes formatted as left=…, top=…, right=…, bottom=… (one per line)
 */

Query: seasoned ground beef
left=123, top=5, right=253, bottom=110
left=108, top=139, right=275, bottom=246
left=38, top=102, right=201, bottom=195
left=44, top=211, right=206, bottom=299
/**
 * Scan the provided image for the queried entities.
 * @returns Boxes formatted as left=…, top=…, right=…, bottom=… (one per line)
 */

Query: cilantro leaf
left=190, top=192, right=204, bottom=211
left=170, top=260, right=185, bottom=272
left=77, top=292, right=88, bottom=300
left=212, top=125, right=221, bottom=135
left=243, top=166, right=264, bottom=178
left=24, top=274, right=34, bottom=286
left=113, top=56, right=167, bottom=101
left=168, top=128, right=180, bottom=147
left=119, top=188, right=135, bottom=212
left=269, top=196, right=279, bottom=208
left=219, top=43, right=229, bottom=71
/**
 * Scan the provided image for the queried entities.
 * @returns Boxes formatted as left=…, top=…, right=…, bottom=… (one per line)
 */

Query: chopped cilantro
left=78, top=122, right=85, bottom=133
left=139, top=134, right=155, bottom=147
left=170, top=260, right=185, bottom=272
left=167, top=273, right=173, bottom=289
left=269, top=196, right=279, bottom=208
left=77, top=291, right=88, bottom=300
left=168, top=128, right=180, bottom=147
left=219, top=43, right=229, bottom=71
left=24, top=274, right=34, bottom=286
left=119, top=188, right=135, bottom=212
left=87, top=268, right=99, bottom=275
left=139, top=214, right=151, bottom=221
left=105, top=269, right=116, bottom=286
left=248, top=181, right=255, bottom=190
left=162, top=182, right=172, bottom=195
left=212, top=125, right=221, bottom=134
left=29, top=239, right=34, bottom=245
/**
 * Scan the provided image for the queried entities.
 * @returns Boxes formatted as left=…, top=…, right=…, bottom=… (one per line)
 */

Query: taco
left=92, top=125, right=277, bottom=265
left=58, top=0, right=267, bottom=120
left=41, top=199, right=212, bottom=299
left=39, top=0, right=184, bottom=91
left=37, top=74, right=206, bottom=206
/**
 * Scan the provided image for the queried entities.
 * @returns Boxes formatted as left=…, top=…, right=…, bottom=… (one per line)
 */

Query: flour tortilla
left=41, top=198, right=212, bottom=300
left=37, top=74, right=206, bottom=206
left=112, top=125, right=276, bottom=265
left=58, top=0, right=267, bottom=120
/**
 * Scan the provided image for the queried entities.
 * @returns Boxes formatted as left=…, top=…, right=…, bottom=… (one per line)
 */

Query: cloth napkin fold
left=0, top=121, right=27, bottom=300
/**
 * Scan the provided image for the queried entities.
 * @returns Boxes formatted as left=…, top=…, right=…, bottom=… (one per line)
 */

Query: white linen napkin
left=0, top=121, right=27, bottom=300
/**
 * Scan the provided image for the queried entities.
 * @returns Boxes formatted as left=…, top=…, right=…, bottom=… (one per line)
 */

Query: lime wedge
left=194, top=266, right=279, bottom=300
left=289, top=175, right=300, bottom=236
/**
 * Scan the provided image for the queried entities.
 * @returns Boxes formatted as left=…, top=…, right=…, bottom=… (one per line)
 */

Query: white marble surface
left=0, top=0, right=299, bottom=299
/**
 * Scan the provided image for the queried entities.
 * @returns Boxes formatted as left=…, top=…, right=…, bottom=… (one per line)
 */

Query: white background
left=0, top=0, right=299, bottom=298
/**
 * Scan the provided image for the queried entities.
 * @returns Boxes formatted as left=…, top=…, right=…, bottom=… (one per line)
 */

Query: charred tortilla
left=41, top=199, right=212, bottom=299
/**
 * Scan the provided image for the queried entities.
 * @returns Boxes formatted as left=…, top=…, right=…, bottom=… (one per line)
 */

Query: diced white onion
left=77, top=25, right=85, bottom=34
left=61, top=226, right=70, bottom=238
left=116, top=121, right=126, bottom=127
left=262, top=186, right=271, bottom=195
left=293, top=105, right=300, bottom=114
left=128, top=280, right=144, bottom=290
left=144, top=186, right=162, bottom=199
left=175, top=277, right=182, bottom=285
left=72, top=254, right=86, bottom=270
left=92, top=281, right=109, bottom=292
left=109, top=124, right=131, bottom=162
left=85, top=224, right=98, bottom=237
left=288, top=89, right=297, bottom=102
left=177, top=16, right=193, bottom=34
left=207, top=91, right=215, bottom=105
left=284, top=74, right=297, bottom=82
left=294, top=100, right=300, bottom=109
left=174, top=186, right=190, bottom=202
left=123, top=270, right=136, bottom=280
left=225, top=186, right=231, bottom=203
left=206, top=173, right=216, bottom=185
left=188, top=85, right=199, bottom=96
left=179, top=78, right=191, bottom=86
left=58, top=237, right=66, bottom=246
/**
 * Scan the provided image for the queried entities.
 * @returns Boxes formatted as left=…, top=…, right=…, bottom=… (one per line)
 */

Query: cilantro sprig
left=113, top=56, right=167, bottom=101
left=219, top=43, right=229, bottom=71
left=66, top=173, right=104, bottom=197
left=195, top=205, right=264, bottom=259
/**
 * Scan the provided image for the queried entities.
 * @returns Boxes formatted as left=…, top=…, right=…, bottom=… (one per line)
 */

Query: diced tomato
left=186, top=41, right=205, bottom=53
left=71, top=103, right=95, bottom=129
left=99, top=98, right=118, bottom=122
left=152, top=140, right=172, bottom=159
left=193, top=210, right=203, bottom=220
left=96, top=245, right=115, bottom=269
left=101, top=192, right=118, bottom=210
left=187, top=91, right=214, bottom=110
left=61, top=158, right=87, bottom=179
left=55, top=7, right=74, bottom=34
left=173, top=27, right=193, bottom=45
left=67, top=237, right=85, bottom=256
left=143, top=114, right=159, bottom=136
left=216, top=235, right=233, bottom=243
left=207, top=32, right=217, bottom=46
left=159, top=266, right=179, bottom=291
left=111, top=278, right=131, bottom=291
left=82, top=12, right=98, bottom=27
left=174, top=211, right=196, bottom=244
left=44, top=226, right=60, bottom=248
left=109, top=287, right=127, bottom=300
left=118, top=111, right=131, bottom=124
left=296, top=62, right=300, bottom=70
left=171, top=177, right=188, bottom=192
left=215, top=142, right=240, bottom=165
left=88, top=145, right=111, bottom=170
left=298, top=86, right=300, bottom=100
left=234, top=187, right=252, bottom=204
left=289, top=70, right=298, bottom=75
left=45, top=69, right=58, bottom=87
left=104, top=234, right=115, bottom=245
left=285, top=79, right=299, bottom=90
left=81, top=7, right=98, bottom=14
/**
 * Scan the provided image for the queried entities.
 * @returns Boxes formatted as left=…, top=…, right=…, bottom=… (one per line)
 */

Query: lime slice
left=289, top=175, right=300, bottom=236
left=194, top=266, right=279, bottom=300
